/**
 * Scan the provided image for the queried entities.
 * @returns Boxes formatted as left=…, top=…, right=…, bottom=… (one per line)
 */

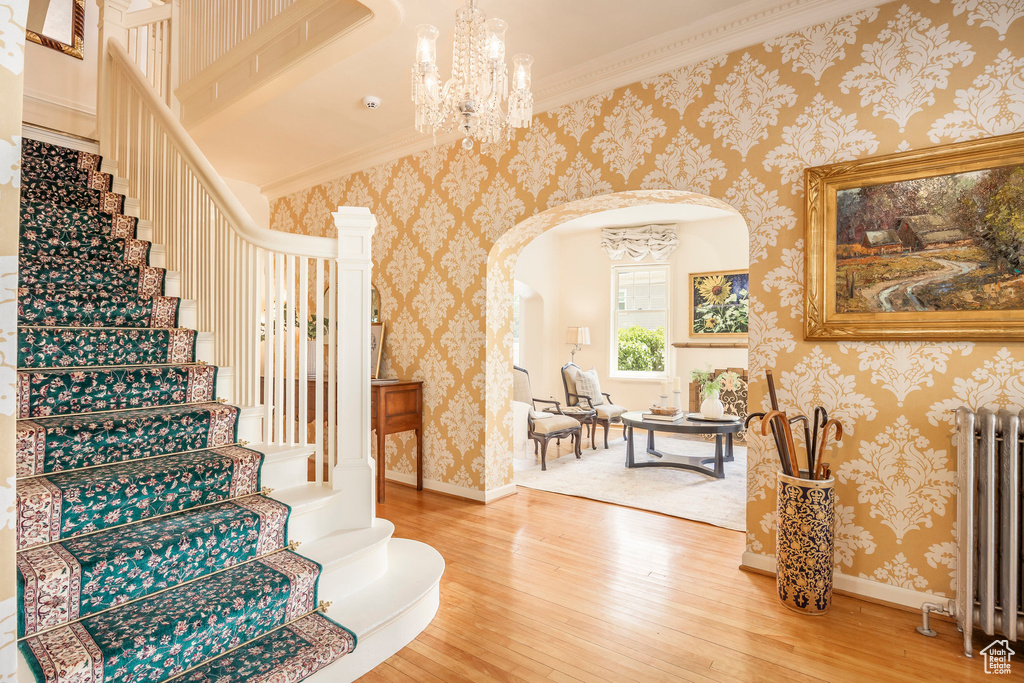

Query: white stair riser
left=178, top=301, right=197, bottom=329
left=137, top=220, right=153, bottom=241
left=215, top=368, right=234, bottom=403
left=237, top=409, right=262, bottom=444
left=165, top=271, right=181, bottom=297
left=195, top=333, right=214, bottom=363
left=260, top=453, right=309, bottom=491
left=279, top=495, right=343, bottom=543
left=124, top=197, right=140, bottom=217
left=318, top=544, right=388, bottom=602
left=149, top=245, right=166, bottom=268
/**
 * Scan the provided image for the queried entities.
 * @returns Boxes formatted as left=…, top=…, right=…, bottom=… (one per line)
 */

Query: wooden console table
left=259, top=377, right=424, bottom=503
left=372, top=380, right=423, bottom=503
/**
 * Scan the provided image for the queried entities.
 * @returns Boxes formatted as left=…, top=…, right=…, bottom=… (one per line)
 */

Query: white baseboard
left=22, top=92, right=97, bottom=142
left=385, top=471, right=517, bottom=503
left=21, top=123, right=99, bottom=154
left=741, top=552, right=949, bottom=612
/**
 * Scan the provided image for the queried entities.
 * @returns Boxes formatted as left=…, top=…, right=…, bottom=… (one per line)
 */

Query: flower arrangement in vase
left=690, top=364, right=730, bottom=419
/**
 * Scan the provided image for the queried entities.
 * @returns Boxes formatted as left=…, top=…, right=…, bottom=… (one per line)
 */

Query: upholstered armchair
left=560, top=362, right=627, bottom=449
left=513, top=365, right=582, bottom=470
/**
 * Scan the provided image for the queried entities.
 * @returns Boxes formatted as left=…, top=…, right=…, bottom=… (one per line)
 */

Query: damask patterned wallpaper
left=0, top=2, right=26, bottom=679
left=271, top=0, right=1024, bottom=597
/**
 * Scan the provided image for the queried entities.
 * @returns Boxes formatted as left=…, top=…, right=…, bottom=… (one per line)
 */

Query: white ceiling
left=192, top=0, right=882, bottom=196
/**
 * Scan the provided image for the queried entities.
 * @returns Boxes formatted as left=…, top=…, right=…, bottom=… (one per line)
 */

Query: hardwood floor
left=362, top=483, right=993, bottom=682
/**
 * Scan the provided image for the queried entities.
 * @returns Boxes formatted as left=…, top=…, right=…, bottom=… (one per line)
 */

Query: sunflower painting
left=689, top=270, right=749, bottom=337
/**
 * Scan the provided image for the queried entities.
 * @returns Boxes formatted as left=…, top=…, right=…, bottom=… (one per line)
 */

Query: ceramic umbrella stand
left=775, top=471, right=836, bottom=615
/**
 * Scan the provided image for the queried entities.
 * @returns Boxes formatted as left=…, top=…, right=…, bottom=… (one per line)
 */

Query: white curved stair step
left=271, top=483, right=346, bottom=543
left=305, top=539, right=444, bottom=683
left=257, top=443, right=314, bottom=491
left=301, top=519, right=394, bottom=600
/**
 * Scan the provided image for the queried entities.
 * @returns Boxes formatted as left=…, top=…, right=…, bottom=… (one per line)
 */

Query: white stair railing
left=178, top=0, right=302, bottom=85
left=96, top=1, right=376, bottom=528
left=124, top=1, right=177, bottom=108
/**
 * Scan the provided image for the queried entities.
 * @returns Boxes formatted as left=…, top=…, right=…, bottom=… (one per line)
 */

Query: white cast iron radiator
left=920, top=407, right=1024, bottom=656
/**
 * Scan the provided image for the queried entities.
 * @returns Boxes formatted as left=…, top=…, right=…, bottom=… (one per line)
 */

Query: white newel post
left=333, top=207, right=377, bottom=529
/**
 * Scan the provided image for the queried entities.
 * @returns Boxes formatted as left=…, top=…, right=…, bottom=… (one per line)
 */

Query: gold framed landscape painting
left=805, top=131, right=1024, bottom=341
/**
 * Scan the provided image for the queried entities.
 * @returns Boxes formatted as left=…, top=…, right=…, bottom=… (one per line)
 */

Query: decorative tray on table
left=686, top=412, right=740, bottom=422
left=647, top=405, right=680, bottom=415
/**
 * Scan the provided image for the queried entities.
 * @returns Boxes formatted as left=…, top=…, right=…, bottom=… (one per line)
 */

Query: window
left=611, top=265, right=668, bottom=377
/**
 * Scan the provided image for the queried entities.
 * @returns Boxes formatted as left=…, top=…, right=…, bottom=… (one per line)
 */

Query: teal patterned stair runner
left=16, top=139, right=356, bottom=682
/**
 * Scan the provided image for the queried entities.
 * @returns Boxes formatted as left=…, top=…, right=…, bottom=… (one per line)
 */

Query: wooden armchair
left=560, top=362, right=627, bottom=449
left=514, top=365, right=581, bottom=470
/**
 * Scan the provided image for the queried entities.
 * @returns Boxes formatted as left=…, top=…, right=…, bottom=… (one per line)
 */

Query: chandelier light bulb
left=484, top=18, right=507, bottom=62
left=415, top=24, right=438, bottom=65
left=512, top=54, right=532, bottom=92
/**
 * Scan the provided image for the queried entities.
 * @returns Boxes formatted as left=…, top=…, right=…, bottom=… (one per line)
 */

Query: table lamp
left=566, top=326, right=590, bottom=363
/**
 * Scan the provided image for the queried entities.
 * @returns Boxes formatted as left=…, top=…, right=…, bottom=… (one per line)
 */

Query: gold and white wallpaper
left=271, top=0, right=1024, bottom=596
left=0, top=2, right=26, bottom=679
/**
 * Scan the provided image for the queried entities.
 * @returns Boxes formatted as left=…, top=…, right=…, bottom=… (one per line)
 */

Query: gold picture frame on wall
left=805, top=131, right=1024, bottom=341
left=370, top=322, right=384, bottom=379
left=26, top=0, right=86, bottom=60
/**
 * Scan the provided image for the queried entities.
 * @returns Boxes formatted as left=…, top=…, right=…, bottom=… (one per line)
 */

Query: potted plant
left=690, top=364, right=726, bottom=419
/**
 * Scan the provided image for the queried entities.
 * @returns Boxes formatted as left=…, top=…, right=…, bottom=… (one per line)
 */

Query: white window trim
left=609, top=263, right=670, bottom=380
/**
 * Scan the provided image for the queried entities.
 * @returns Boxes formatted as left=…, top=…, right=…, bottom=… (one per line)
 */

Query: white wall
left=23, top=0, right=102, bottom=137
left=223, top=176, right=271, bottom=227
left=515, top=215, right=748, bottom=412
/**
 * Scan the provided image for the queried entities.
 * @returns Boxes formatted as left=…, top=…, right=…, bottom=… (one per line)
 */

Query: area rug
left=514, top=436, right=747, bottom=531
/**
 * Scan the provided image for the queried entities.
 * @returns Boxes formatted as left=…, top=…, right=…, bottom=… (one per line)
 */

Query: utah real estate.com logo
left=981, top=640, right=1014, bottom=675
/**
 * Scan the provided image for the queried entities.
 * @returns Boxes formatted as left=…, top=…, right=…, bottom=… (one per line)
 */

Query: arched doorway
left=483, top=190, right=749, bottom=494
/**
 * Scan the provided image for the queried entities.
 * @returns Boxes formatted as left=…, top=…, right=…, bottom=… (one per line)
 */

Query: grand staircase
left=15, top=132, right=443, bottom=683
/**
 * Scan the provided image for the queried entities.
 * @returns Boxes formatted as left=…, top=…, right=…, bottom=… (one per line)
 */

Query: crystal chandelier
left=412, top=0, right=534, bottom=150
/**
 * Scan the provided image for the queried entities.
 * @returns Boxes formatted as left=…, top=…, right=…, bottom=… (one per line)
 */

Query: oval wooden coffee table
left=620, top=411, right=742, bottom=479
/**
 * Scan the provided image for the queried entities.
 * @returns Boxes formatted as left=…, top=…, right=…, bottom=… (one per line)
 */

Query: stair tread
left=17, top=363, right=217, bottom=418
left=178, top=612, right=355, bottom=683
left=271, top=483, right=345, bottom=512
left=18, top=402, right=242, bottom=476
left=18, top=495, right=289, bottom=635
left=19, top=327, right=196, bottom=369
left=17, top=445, right=264, bottom=549
left=18, top=285, right=179, bottom=328
left=300, top=519, right=395, bottom=571
left=20, top=201, right=137, bottom=240
left=20, top=551, right=324, bottom=683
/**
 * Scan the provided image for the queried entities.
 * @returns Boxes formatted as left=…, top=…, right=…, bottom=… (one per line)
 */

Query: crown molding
left=262, top=0, right=886, bottom=200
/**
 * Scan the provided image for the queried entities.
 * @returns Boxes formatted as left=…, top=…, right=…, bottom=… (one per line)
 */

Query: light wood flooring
left=359, top=481, right=994, bottom=682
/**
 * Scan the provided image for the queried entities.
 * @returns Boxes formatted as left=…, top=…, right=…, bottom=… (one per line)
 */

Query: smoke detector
left=362, top=95, right=381, bottom=110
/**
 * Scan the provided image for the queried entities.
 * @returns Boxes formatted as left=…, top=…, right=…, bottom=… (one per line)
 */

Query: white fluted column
left=332, top=206, right=377, bottom=529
